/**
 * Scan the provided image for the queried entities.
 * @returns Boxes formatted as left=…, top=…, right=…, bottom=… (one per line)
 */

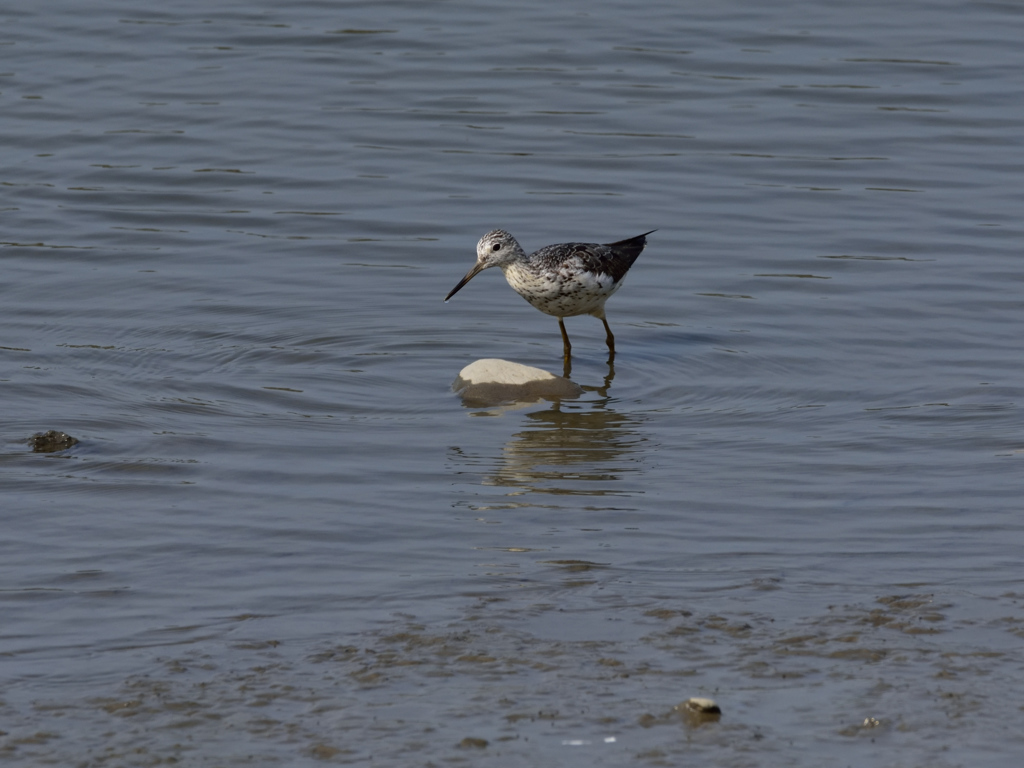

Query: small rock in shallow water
left=679, top=697, right=721, bottom=714
left=453, top=358, right=583, bottom=407
left=676, top=697, right=722, bottom=724
left=30, top=430, right=79, bottom=453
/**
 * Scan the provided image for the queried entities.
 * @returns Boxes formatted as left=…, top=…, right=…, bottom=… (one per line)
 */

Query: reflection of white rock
left=453, top=359, right=583, bottom=407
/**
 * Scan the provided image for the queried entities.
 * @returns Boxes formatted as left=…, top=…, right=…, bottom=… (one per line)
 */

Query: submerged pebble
left=30, top=430, right=79, bottom=453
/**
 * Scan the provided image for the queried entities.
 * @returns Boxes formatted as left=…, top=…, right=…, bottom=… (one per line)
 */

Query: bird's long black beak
left=444, top=262, right=485, bottom=302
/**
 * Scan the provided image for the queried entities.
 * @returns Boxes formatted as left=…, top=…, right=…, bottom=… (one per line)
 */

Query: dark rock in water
left=30, top=430, right=79, bottom=453
left=453, top=359, right=583, bottom=407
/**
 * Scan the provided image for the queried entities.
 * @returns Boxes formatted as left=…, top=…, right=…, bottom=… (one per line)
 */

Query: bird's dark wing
left=579, top=230, right=655, bottom=282
left=529, top=231, right=655, bottom=282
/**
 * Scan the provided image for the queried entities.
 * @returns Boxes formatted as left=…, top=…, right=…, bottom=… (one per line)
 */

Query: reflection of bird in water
left=444, top=229, right=655, bottom=361
left=483, top=406, right=645, bottom=495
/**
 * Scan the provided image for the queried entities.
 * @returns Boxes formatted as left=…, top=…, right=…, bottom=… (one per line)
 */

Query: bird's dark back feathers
left=595, top=229, right=655, bottom=282
left=529, top=230, right=655, bottom=284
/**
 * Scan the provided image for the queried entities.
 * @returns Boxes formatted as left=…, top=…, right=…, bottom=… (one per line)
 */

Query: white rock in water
left=457, top=359, right=559, bottom=386
left=453, top=359, right=583, bottom=406
left=678, top=698, right=721, bottom=715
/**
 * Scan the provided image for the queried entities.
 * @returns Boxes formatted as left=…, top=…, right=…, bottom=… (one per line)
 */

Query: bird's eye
left=492, top=243, right=501, bottom=252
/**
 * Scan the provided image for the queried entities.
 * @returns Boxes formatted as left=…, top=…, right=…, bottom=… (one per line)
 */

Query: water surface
left=2, top=1, right=1023, bottom=765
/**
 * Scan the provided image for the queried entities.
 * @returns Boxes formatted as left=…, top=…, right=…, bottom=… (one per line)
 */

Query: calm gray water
left=2, top=0, right=1023, bottom=765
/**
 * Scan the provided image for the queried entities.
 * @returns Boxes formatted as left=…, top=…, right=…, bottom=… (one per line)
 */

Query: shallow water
left=2, top=1, right=1023, bottom=765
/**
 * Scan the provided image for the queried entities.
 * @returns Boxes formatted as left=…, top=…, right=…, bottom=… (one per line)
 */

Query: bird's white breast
left=502, top=261, right=620, bottom=318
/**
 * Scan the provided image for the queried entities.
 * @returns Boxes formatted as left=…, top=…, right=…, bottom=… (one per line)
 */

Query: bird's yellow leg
left=558, top=318, right=572, bottom=356
left=601, top=317, right=615, bottom=354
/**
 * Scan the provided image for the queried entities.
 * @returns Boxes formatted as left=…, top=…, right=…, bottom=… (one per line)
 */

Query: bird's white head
left=474, top=229, right=524, bottom=270
left=444, top=229, right=525, bottom=302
